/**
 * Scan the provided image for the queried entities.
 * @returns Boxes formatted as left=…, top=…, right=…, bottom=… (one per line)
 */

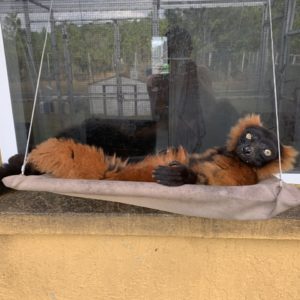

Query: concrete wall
left=0, top=213, right=299, bottom=300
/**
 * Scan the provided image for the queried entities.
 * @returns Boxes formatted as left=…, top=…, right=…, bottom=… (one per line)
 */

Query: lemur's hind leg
left=105, top=147, right=189, bottom=182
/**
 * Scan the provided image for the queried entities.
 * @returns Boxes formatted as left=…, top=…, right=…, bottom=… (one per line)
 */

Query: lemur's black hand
left=152, top=161, right=197, bottom=186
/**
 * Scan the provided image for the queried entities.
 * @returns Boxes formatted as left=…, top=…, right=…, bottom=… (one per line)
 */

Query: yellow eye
left=264, top=149, right=272, bottom=156
left=245, top=133, right=252, bottom=140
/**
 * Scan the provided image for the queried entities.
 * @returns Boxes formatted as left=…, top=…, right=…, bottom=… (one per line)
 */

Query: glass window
left=0, top=0, right=299, bottom=175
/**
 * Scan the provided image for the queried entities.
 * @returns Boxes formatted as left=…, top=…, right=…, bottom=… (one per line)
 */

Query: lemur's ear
left=226, top=114, right=262, bottom=151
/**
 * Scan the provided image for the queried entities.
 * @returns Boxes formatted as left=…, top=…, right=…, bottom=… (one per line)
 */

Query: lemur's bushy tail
left=28, top=138, right=122, bottom=179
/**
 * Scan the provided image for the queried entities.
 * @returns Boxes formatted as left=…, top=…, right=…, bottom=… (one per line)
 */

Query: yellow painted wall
left=0, top=215, right=299, bottom=300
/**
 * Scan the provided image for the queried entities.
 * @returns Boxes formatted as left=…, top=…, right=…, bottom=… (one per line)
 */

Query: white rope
left=267, top=0, right=283, bottom=186
left=21, top=0, right=54, bottom=175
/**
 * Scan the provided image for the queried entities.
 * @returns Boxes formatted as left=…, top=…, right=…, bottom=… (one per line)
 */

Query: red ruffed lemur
left=20, top=114, right=297, bottom=186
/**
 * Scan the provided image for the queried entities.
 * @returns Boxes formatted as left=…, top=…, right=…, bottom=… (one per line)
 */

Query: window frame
left=0, top=23, right=18, bottom=163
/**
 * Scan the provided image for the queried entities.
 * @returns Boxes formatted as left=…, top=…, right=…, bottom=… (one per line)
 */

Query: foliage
left=2, top=3, right=300, bottom=84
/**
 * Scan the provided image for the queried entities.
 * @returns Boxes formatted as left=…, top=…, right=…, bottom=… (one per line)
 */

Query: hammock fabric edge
left=2, top=174, right=300, bottom=220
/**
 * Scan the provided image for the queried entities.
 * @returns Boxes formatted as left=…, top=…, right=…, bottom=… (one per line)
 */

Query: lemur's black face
left=235, top=126, right=279, bottom=168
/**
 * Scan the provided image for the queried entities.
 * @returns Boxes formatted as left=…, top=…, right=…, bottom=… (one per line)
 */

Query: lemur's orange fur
left=28, top=115, right=298, bottom=186
left=28, top=138, right=188, bottom=182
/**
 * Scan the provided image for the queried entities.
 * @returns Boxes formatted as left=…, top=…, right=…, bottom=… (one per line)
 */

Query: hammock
left=2, top=175, right=300, bottom=220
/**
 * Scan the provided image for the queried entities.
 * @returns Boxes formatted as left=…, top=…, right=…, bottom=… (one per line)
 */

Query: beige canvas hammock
left=3, top=175, right=300, bottom=220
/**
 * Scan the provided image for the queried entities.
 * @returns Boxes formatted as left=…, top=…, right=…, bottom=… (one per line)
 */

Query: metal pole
left=257, top=3, right=269, bottom=96
left=113, top=20, right=123, bottom=116
left=278, top=0, right=296, bottom=96
left=152, top=0, right=160, bottom=36
left=23, top=0, right=38, bottom=90
left=50, top=11, right=61, bottom=100
left=87, top=52, right=94, bottom=83
left=62, top=22, right=74, bottom=114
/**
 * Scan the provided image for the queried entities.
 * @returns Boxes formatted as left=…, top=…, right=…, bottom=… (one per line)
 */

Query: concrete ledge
left=0, top=213, right=300, bottom=240
left=0, top=189, right=300, bottom=239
